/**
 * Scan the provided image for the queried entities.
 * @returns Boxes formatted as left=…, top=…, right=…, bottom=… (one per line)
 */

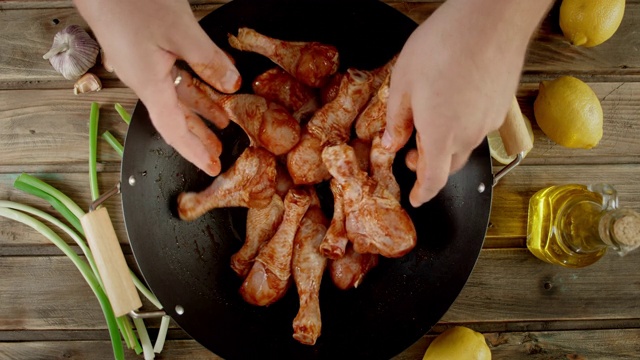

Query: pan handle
left=80, top=185, right=142, bottom=317
left=499, top=95, right=533, bottom=157
left=493, top=95, right=534, bottom=186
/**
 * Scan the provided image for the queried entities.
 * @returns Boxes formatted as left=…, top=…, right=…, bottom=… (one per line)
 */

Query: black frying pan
left=121, top=0, right=493, bottom=358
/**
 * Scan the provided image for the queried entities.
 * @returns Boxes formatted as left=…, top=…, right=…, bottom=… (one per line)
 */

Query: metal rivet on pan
left=477, top=182, right=486, bottom=193
left=175, top=305, right=185, bottom=315
left=128, top=175, right=136, bottom=186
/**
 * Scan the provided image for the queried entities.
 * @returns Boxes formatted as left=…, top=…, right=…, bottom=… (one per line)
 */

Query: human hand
left=73, top=0, right=241, bottom=176
left=382, top=0, right=553, bottom=207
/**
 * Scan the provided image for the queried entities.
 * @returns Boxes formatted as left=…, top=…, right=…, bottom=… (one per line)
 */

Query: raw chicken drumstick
left=230, top=194, right=284, bottom=278
left=228, top=27, right=339, bottom=88
left=287, top=69, right=374, bottom=185
left=292, top=188, right=329, bottom=345
left=252, top=67, right=320, bottom=122
left=329, top=243, right=379, bottom=290
left=322, top=144, right=417, bottom=258
left=318, top=179, right=348, bottom=259
left=240, top=188, right=311, bottom=306
left=319, top=139, right=369, bottom=259
left=369, top=135, right=401, bottom=202
left=176, top=67, right=301, bottom=156
left=177, top=147, right=277, bottom=221
left=355, top=74, right=390, bottom=142
left=230, top=163, right=292, bottom=277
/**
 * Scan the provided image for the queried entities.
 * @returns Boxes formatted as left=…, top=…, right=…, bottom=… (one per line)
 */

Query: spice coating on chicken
left=329, top=243, right=379, bottom=290
left=230, top=194, right=285, bottom=278
left=370, top=135, right=401, bottom=202
left=287, top=69, right=374, bottom=185
left=322, top=144, right=416, bottom=258
left=292, top=188, right=329, bottom=345
left=306, top=69, right=374, bottom=145
left=286, top=130, right=330, bottom=185
left=355, top=74, right=390, bottom=142
left=319, top=179, right=348, bottom=259
left=229, top=27, right=339, bottom=88
left=240, top=188, right=311, bottom=306
left=216, top=93, right=301, bottom=156
left=252, top=67, right=320, bottom=122
left=177, top=147, right=277, bottom=221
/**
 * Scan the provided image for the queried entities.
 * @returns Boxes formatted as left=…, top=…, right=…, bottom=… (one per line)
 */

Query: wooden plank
left=1, top=249, right=639, bottom=331
left=1, top=81, right=639, bottom=171
left=0, top=328, right=638, bottom=360
left=0, top=88, right=134, bottom=169
left=1, top=2, right=640, bottom=88
left=0, top=340, right=221, bottom=360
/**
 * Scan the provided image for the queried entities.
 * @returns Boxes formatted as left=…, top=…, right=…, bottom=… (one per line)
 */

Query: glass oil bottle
left=526, top=184, right=640, bottom=268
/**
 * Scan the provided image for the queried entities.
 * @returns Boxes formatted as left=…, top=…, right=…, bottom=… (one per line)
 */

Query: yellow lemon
left=560, top=0, right=625, bottom=47
left=534, top=76, right=603, bottom=149
left=423, top=326, right=491, bottom=360
left=488, top=114, right=534, bottom=165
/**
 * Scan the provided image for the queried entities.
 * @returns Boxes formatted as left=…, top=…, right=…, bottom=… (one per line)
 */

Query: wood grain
left=1, top=2, right=640, bottom=89
left=0, top=328, right=638, bottom=360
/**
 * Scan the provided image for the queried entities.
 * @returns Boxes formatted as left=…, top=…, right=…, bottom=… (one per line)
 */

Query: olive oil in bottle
left=527, top=184, right=640, bottom=268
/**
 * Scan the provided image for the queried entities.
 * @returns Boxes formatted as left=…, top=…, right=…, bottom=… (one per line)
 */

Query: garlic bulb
left=43, top=25, right=99, bottom=80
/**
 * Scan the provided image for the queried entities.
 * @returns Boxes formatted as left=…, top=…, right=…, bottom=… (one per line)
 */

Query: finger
left=404, top=148, right=418, bottom=172
left=449, top=151, right=471, bottom=174
left=180, top=102, right=222, bottom=175
left=140, top=74, right=221, bottom=177
left=382, top=79, right=413, bottom=152
left=409, top=133, right=452, bottom=207
left=170, top=21, right=241, bottom=94
left=173, top=66, right=230, bottom=129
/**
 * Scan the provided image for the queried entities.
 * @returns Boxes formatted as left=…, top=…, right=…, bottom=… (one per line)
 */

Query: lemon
left=560, top=0, right=625, bottom=47
left=534, top=76, right=603, bottom=149
left=488, top=114, right=534, bottom=165
left=423, top=326, right=491, bottom=360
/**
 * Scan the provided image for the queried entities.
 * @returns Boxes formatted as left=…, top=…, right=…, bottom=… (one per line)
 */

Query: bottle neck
left=599, top=209, right=640, bottom=256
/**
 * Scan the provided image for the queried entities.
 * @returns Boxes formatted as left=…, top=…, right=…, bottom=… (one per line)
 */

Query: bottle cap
left=612, top=213, right=640, bottom=253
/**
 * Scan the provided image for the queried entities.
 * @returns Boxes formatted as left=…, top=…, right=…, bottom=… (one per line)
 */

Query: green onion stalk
left=115, top=103, right=131, bottom=125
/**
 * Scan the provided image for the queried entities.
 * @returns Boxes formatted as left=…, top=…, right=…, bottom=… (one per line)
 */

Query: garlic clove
left=43, top=25, right=99, bottom=80
left=74, top=73, right=102, bottom=95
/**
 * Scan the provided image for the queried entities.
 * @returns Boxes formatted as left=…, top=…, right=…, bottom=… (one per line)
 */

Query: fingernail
left=205, top=157, right=222, bottom=177
left=381, top=130, right=393, bottom=150
left=221, top=70, right=241, bottom=93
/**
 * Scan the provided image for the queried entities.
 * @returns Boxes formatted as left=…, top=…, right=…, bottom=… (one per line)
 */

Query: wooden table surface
left=1, top=1, right=640, bottom=359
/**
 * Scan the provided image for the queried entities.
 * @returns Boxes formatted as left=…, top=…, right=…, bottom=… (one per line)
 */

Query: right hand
left=73, top=0, right=241, bottom=176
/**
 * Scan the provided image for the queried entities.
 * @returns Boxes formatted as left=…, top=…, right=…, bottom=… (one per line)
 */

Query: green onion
left=133, top=317, right=155, bottom=360
left=89, top=102, right=100, bottom=201
left=14, top=173, right=85, bottom=220
left=0, top=206, right=124, bottom=360
left=12, top=181, right=84, bottom=236
left=102, top=131, right=124, bottom=157
left=153, top=315, right=171, bottom=353
left=115, top=103, right=131, bottom=125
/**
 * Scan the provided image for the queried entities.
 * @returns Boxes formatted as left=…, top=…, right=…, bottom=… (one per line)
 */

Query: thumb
left=382, top=85, right=413, bottom=152
left=170, top=18, right=241, bottom=94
